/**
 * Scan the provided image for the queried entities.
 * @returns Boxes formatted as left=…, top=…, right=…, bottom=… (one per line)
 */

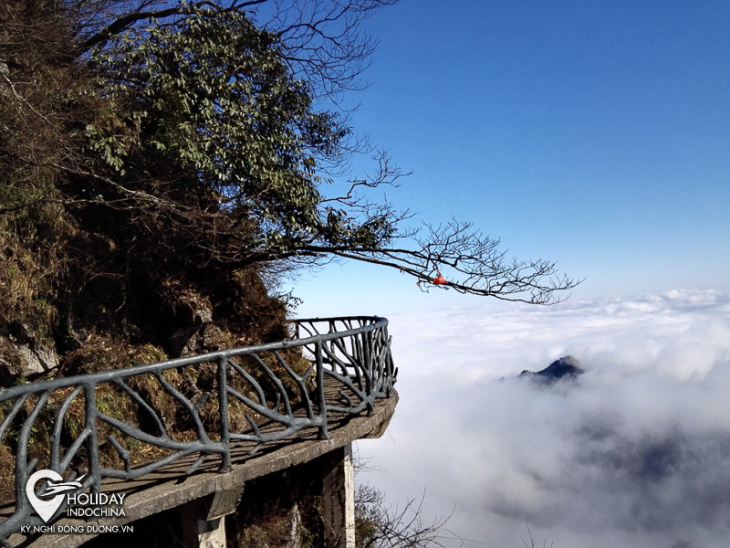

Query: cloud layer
left=356, top=290, right=730, bottom=548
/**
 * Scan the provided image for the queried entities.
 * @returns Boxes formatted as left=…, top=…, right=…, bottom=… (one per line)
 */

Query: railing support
left=217, top=357, right=231, bottom=473
left=84, top=383, right=101, bottom=493
left=316, top=340, right=330, bottom=440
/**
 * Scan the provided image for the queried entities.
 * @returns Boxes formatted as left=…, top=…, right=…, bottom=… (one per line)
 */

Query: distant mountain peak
left=519, top=355, right=584, bottom=384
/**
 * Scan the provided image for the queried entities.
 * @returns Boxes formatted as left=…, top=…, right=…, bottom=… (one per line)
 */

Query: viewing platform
left=0, top=317, right=398, bottom=547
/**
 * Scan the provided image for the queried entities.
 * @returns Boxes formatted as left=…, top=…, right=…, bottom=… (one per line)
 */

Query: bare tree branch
left=294, top=219, right=580, bottom=305
left=355, top=483, right=463, bottom=548
left=255, top=0, right=397, bottom=100
left=68, top=0, right=397, bottom=103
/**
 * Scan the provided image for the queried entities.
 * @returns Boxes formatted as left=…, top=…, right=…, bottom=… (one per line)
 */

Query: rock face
left=519, top=355, right=584, bottom=384
left=0, top=323, right=60, bottom=383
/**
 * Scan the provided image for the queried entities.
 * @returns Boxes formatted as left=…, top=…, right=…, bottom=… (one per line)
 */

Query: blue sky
left=289, top=0, right=729, bottom=317
left=273, top=4, right=730, bottom=545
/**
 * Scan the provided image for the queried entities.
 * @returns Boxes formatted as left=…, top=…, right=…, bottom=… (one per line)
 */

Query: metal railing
left=0, top=316, right=396, bottom=540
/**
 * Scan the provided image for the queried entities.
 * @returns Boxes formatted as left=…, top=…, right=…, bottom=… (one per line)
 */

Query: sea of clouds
left=355, top=289, right=730, bottom=548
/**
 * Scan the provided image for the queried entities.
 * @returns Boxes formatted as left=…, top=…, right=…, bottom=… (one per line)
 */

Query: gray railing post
left=217, top=356, right=232, bottom=472
left=316, top=340, right=330, bottom=440
left=85, top=382, right=101, bottom=493
left=363, top=330, right=375, bottom=416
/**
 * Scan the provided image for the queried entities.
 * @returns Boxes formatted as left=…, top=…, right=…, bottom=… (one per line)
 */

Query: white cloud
left=356, top=289, right=730, bottom=548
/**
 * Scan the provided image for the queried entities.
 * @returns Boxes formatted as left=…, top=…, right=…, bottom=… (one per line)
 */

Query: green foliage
left=84, top=5, right=383, bottom=258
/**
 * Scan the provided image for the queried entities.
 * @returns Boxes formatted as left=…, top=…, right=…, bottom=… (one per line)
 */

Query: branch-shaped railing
left=0, top=316, right=396, bottom=540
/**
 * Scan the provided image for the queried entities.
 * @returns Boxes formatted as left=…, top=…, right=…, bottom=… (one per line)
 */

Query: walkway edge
left=15, top=391, right=398, bottom=548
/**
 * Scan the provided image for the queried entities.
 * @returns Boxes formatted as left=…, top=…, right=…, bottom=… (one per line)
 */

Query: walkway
left=0, top=317, right=397, bottom=546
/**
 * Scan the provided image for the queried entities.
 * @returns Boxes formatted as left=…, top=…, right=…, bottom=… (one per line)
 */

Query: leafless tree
left=355, top=483, right=463, bottom=548
left=521, top=522, right=554, bottom=548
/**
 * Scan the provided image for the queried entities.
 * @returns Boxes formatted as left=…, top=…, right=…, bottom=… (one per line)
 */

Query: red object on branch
left=432, top=271, right=448, bottom=285
left=417, top=269, right=449, bottom=287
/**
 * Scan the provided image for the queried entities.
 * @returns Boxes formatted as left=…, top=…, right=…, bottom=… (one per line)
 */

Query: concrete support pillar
left=181, top=514, right=226, bottom=548
left=321, top=443, right=356, bottom=548
left=179, top=482, right=245, bottom=548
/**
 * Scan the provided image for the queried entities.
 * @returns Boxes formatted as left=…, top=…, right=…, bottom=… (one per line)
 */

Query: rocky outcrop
left=0, top=323, right=59, bottom=383
left=520, top=355, right=584, bottom=384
